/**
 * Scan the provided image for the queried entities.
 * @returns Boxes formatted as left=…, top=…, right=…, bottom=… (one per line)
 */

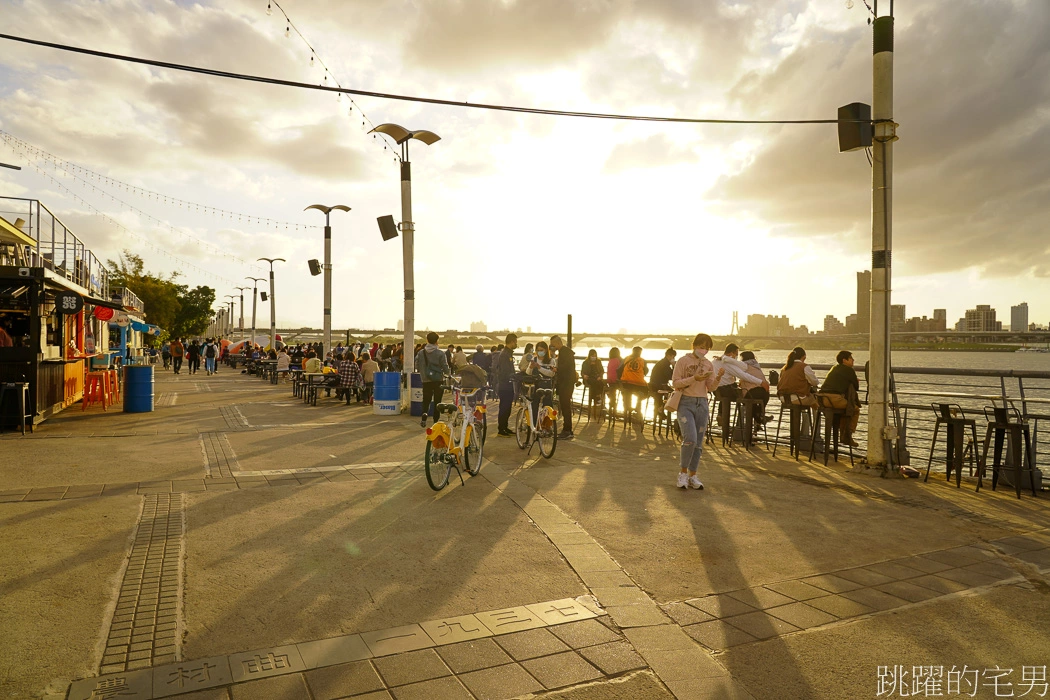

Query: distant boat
left=1016, top=347, right=1049, bottom=353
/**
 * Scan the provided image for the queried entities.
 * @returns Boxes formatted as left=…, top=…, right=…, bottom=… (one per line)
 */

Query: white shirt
left=803, top=364, right=818, bottom=387
left=712, top=355, right=761, bottom=388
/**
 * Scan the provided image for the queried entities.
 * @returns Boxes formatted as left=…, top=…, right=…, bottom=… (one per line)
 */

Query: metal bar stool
left=772, top=394, right=809, bottom=461
left=977, top=404, right=1038, bottom=498
left=0, top=382, right=33, bottom=435
left=730, top=398, right=768, bottom=451
left=923, top=403, right=978, bottom=487
left=808, top=394, right=855, bottom=466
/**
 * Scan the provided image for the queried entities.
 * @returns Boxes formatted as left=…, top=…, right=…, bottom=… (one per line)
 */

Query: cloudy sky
left=1, top=0, right=1047, bottom=335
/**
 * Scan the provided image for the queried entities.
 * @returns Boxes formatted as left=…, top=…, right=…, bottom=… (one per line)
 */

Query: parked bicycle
left=515, top=375, right=559, bottom=458
left=424, top=377, right=488, bottom=490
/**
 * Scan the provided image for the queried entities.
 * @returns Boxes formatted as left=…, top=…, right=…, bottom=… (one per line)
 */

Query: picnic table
left=303, top=372, right=337, bottom=406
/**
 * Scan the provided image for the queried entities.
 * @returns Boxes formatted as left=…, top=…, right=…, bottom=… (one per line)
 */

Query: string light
left=266, top=1, right=272, bottom=16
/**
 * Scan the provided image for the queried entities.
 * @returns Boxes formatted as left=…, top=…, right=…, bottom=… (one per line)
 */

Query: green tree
left=107, top=251, right=181, bottom=343
left=171, top=284, right=215, bottom=338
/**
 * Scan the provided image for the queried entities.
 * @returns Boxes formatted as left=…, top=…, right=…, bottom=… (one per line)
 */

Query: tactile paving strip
left=219, top=406, right=248, bottom=430
left=100, top=494, right=185, bottom=674
left=199, top=432, right=238, bottom=478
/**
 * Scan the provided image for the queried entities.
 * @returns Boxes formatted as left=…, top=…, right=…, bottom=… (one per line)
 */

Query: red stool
left=83, top=371, right=109, bottom=411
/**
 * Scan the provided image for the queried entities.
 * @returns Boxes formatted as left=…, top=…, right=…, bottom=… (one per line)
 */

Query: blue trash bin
left=410, top=373, right=423, bottom=416
left=124, top=365, right=155, bottom=413
left=373, top=372, right=401, bottom=415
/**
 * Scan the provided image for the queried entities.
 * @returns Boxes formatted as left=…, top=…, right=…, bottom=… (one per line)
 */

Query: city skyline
left=1, top=1, right=1048, bottom=335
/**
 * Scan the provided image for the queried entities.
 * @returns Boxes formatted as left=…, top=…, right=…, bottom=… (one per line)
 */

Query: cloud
left=603, top=133, right=698, bottom=173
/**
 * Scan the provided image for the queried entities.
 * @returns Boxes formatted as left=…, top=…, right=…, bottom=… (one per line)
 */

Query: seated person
left=738, top=351, right=772, bottom=431
left=618, top=346, right=649, bottom=417
left=303, top=351, right=322, bottom=374
left=712, top=344, right=770, bottom=431
left=580, top=349, right=605, bottom=408
left=777, top=346, right=818, bottom=408
left=817, top=350, right=861, bottom=447
left=648, top=347, right=676, bottom=415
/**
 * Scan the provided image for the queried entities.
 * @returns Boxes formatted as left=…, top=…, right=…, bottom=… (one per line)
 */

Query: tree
left=107, top=251, right=181, bottom=342
left=171, top=285, right=215, bottom=338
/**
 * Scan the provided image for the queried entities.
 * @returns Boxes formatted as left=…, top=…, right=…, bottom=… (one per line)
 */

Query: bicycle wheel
left=538, top=418, right=558, bottom=458
left=424, top=441, right=452, bottom=490
left=515, top=405, right=531, bottom=450
left=464, top=423, right=484, bottom=475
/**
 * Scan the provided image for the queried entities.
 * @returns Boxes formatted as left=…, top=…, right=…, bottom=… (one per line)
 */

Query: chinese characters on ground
left=877, top=665, right=1048, bottom=697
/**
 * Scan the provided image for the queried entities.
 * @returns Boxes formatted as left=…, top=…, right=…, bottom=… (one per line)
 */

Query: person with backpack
left=186, top=339, right=201, bottom=375
left=202, top=338, right=218, bottom=375
left=161, top=342, right=171, bottom=370
left=170, top=338, right=185, bottom=375
left=416, top=332, right=450, bottom=428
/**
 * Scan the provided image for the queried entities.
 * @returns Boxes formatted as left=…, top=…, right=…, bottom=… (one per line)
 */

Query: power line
left=0, top=32, right=855, bottom=126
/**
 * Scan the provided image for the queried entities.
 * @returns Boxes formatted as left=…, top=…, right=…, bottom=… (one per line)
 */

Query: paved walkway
left=1, top=367, right=1048, bottom=699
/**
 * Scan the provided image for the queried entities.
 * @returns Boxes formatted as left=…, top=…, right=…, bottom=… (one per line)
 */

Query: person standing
left=202, top=338, right=218, bottom=376
left=161, top=341, right=171, bottom=370
left=471, top=344, right=491, bottom=373
left=361, top=352, right=380, bottom=403
left=170, top=338, right=185, bottom=375
left=187, top=340, right=201, bottom=375
left=549, top=335, right=576, bottom=440
left=495, top=333, right=518, bottom=437
left=417, top=332, right=450, bottom=427
left=671, top=333, right=724, bottom=490
left=453, top=346, right=469, bottom=372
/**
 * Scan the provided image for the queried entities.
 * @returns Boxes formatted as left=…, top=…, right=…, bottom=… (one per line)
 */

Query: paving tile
left=297, top=634, right=371, bottom=670
left=682, top=620, right=758, bottom=651
left=840, top=587, right=909, bottom=611
left=548, top=619, right=621, bottom=649
left=606, top=603, right=670, bottom=628
left=863, top=561, right=927, bottom=581
left=0, top=494, right=25, bottom=502
left=230, top=673, right=310, bottom=699
left=153, top=656, right=232, bottom=698
left=228, top=645, right=306, bottom=682
left=494, top=628, right=569, bottom=661
left=526, top=598, right=600, bottom=626
left=764, top=579, right=829, bottom=602
left=421, top=614, right=491, bottom=645
left=665, top=676, right=754, bottom=700
left=833, top=568, right=896, bottom=587
left=591, top=586, right=651, bottom=607
left=1015, top=547, right=1050, bottom=569
left=475, top=606, right=546, bottom=635
left=801, top=573, right=865, bottom=594
left=578, top=570, right=635, bottom=589
left=723, top=611, right=801, bottom=640
left=578, top=640, right=646, bottom=675
left=766, top=602, right=838, bottom=629
left=68, top=670, right=152, bottom=700
left=920, top=548, right=987, bottom=568
left=391, top=676, right=474, bottom=700
left=899, top=555, right=954, bottom=574
left=350, top=691, right=393, bottom=699
left=362, top=624, right=435, bottom=657
left=374, top=648, right=451, bottom=687
left=522, top=651, right=603, bottom=690
left=306, top=660, right=385, bottom=700
left=436, top=638, right=513, bottom=674
left=726, top=587, right=796, bottom=610
left=935, top=567, right=1000, bottom=588
left=994, top=534, right=1050, bottom=552
left=165, top=688, right=229, bottom=700
left=686, top=594, right=757, bottom=619
left=459, top=663, right=543, bottom=700
left=804, top=594, right=874, bottom=619
left=639, top=648, right=727, bottom=682
left=961, top=560, right=1020, bottom=581
left=877, top=580, right=946, bottom=603
left=661, top=602, right=716, bottom=627
left=0, top=488, right=31, bottom=495
left=624, top=625, right=695, bottom=652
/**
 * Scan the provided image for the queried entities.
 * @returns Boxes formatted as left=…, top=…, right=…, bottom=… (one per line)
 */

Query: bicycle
left=424, top=378, right=488, bottom=490
left=514, top=375, right=558, bottom=458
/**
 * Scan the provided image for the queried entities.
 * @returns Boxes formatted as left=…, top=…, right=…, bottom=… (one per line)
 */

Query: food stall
left=0, top=197, right=123, bottom=426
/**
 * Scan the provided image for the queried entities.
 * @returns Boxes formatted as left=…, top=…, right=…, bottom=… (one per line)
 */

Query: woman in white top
left=518, top=343, right=535, bottom=372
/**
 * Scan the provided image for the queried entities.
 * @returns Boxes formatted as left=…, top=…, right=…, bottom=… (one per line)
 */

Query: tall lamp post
left=369, top=123, right=440, bottom=405
left=224, top=295, right=237, bottom=340
left=234, top=286, right=249, bottom=344
left=246, top=277, right=265, bottom=349
left=304, top=205, right=350, bottom=357
left=257, top=258, right=285, bottom=351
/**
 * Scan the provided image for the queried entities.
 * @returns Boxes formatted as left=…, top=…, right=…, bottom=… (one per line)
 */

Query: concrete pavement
left=1, top=366, right=1048, bottom=699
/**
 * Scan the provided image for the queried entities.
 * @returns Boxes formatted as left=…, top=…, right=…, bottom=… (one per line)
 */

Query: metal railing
left=0, top=196, right=109, bottom=298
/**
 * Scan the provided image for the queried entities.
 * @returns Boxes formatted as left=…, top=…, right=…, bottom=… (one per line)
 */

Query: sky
left=0, top=0, right=1047, bottom=335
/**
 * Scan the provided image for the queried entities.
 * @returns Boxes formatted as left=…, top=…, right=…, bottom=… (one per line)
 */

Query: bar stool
left=706, top=391, right=733, bottom=446
left=772, top=394, right=810, bottom=461
left=104, top=369, right=120, bottom=403
left=0, top=382, right=33, bottom=435
left=83, top=371, right=109, bottom=411
left=924, top=403, right=978, bottom=487
left=730, top=398, right=768, bottom=451
left=808, top=394, right=855, bottom=466
left=977, top=404, right=1038, bottom=498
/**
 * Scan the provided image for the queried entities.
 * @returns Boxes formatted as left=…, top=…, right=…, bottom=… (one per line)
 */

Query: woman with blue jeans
left=670, top=334, right=724, bottom=490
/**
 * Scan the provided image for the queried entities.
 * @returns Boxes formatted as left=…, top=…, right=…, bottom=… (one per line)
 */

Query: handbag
left=664, top=389, right=682, bottom=412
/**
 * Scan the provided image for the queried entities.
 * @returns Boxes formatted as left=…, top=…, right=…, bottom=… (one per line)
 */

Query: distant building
left=845, top=313, right=862, bottom=334
left=891, top=304, right=907, bottom=332
left=396, top=319, right=403, bottom=332
left=962, top=305, right=999, bottom=332
left=933, top=309, right=947, bottom=324
left=742, top=314, right=795, bottom=336
left=823, top=315, right=845, bottom=335
left=1011, top=303, right=1029, bottom=332
left=469, top=320, right=488, bottom=333
left=904, top=316, right=947, bottom=333
left=857, top=271, right=871, bottom=332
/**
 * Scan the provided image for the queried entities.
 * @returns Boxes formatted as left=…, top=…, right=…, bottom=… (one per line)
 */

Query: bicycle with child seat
left=514, top=375, right=559, bottom=458
left=424, top=377, right=488, bottom=491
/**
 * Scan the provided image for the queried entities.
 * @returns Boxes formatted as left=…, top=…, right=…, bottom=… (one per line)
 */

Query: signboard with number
left=56, top=291, right=83, bottom=315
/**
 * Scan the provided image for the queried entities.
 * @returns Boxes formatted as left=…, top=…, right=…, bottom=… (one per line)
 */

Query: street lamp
left=257, top=258, right=285, bottom=350
left=369, top=123, right=440, bottom=405
left=246, top=277, right=265, bottom=350
left=224, top=295, right=237, bottom=340
left=304, top=204, right=351, bottom=357
left=234, top=286, right=250, bottom=344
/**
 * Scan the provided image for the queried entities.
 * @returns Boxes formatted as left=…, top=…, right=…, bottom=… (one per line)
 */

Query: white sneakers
left=689, top=475, right=705, bottom=490
left=678, top=472, right=705, bottom=490
left=677, top=472, right=689, bottom=489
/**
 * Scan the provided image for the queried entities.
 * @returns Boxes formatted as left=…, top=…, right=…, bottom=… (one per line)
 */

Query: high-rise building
left=963, top=305, right=998, bottom=332
left=469, top=321, right=488, bottom=333
left=1011, top=303, right=1029, bottom=332
left=823, top=315, right=845, bottom=335
left=891, top=304, right=906, bottom=332
left=742, top=314, right=794, bottom=336
left=857, top=270, right=871, bottom=332
left=933, top=309, right=947, bottom=324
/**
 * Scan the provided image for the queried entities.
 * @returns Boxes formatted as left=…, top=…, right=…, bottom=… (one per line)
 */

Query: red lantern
left=93, top=306, right=114, bottom=321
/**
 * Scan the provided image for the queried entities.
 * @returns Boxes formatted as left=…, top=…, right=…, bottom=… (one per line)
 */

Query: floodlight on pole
left=246, top=277, right=265, bottom=350
left=304, top=204, right=350, bottom=357
left=257, top=257, right=285, bottom=350
left=369, top=123, right=440, bottom=409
